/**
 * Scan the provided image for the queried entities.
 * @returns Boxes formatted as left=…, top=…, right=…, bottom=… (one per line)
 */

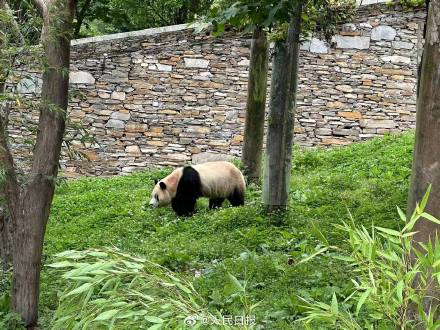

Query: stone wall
left=10, top=5, right=425, bottom=176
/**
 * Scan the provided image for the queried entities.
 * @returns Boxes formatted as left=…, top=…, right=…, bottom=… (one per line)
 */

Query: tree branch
left=31, top=0, right=48, bottom=17
left=74, top=0, right=91, bottom=38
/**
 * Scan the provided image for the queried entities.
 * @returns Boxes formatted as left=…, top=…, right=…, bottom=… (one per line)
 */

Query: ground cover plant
left=26, top=132, right=415, bottom=328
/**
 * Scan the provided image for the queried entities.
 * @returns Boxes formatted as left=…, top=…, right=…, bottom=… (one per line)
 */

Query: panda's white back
left=192, top=161, right=245, bottom=198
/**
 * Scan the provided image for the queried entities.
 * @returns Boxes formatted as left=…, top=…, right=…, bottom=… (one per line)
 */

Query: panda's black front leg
left=172, top=197, right=197, bottom=217
left=209, top=198, right=225, bottom=209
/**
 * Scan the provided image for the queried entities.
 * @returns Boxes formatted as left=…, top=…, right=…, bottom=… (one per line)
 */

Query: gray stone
left=300, top=40, right=311, bottom=51
left=360, top=22, right=372, bottom=29
left=392, top=41, right=414, bottom=50
left=381, top=55, right=411, bottom=64
left=371, top=25, right=397, bottom=41
left=192, top=152, right=234, bottom=164
left=336, top=85, right=354, bottom=93
left=111, top=111, right=130, bottom=121
left=342, top=23, right=356, bottom=32
left=184, top=58, right=210, bottom=68
left=316, top=128, right=332, bottom=135
left=126, top=145, right=141, bottom=153
left=361, top=0, right=388, bottom=5
left=334, top=36, right=370, bottom=49
left=111, top=91, right=126, bottom=100
left=360, top=119, right=397, bottom=129
left=156, top=63, right=173, bottom=72
left=333, top=128, right=358, bottom=136
left=70, top=71, right=95, bottom=84
left=106, top=119, right=125, bottom=129
left=71, top=23, right=189, bottom=46
left=237, top=58, right=249, bottom=66
left=309, top=38, right=328, bottom=54
left=16, top=77, right=42, bottom=94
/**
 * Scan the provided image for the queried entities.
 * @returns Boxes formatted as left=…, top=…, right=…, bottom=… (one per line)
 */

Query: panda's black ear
left=154, top=179, right=158, bottom=184
left=159, top=182, right=167, bottom=190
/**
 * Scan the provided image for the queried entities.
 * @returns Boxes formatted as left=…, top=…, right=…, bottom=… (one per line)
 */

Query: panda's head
left=149, top=179, right=172, bottom=208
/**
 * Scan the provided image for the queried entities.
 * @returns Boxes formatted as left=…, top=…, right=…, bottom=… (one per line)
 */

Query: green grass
left=40, top=132, right=414, bottom=328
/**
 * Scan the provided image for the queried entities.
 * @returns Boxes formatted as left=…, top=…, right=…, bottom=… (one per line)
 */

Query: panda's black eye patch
left=155, top=194, right=159, bottom=201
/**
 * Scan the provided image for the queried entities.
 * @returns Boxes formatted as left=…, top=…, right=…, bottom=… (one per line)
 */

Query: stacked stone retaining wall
left=10, top=4, right=425, bottom=176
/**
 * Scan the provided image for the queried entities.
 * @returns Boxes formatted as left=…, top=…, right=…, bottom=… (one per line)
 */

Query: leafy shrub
left=0, top=292, right=24, bottom=330
left=49, top=248, right=219, bottom=329
left=298, top=188, right=440, bottom=329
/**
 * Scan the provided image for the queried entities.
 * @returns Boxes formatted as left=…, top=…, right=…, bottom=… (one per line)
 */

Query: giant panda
left=149, top=161, right=246, bottom=216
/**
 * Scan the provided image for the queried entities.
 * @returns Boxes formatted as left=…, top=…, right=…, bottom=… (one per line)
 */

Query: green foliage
left=304, top=1, right=357, bottom=42
left=75, top=0, right=213, bottom=37
left=197, top=0, right=356, bottom=41
left=39, top=133, right=415, bottom=328
left=0, top=291, right=24, bottom=330
left=389, top=0, right=425, bottom=9
left=298, top=189, right=440, bottom=329
left=6, top=0, right=43, bottom=44
left=49, top=248, right=218, bottom=329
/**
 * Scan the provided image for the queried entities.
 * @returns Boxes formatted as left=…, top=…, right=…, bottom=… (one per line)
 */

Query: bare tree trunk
left=263, top=4, right=302, bottom=213
left=7, top=0, right=75, bottom=327
left=0, top=0, right=23, bottom=274
left=0, top=200, right=12, bottom=271
left=73, top=0, right=91, bottom=38
left=241, top=27, right=269, bottom=182
left=0, top=66, right=12, bottom=272
left=407, top=0, right=440, bottom=322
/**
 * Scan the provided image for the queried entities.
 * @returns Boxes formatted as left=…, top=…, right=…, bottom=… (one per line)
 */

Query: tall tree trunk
left=73, top=0, right=91, bottom=38
left=0, top=60, right=12, bottom=272
left=407, top=0, right=440, bottom=322
left=0, top=200, right=12, bottom=271
left=241, top=27, right=269, bottom=182
left=0, top=1, right=17, bottom=272
left=8, top=0, right=75, bottom=327
left=263, top=4, right=302, bottom=212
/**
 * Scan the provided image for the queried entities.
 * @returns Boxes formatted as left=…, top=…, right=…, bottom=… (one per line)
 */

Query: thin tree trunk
left=263, top=4, right=302, bottom=212
left=241, top=27, right=269, bottom=182
left=73, top=0, right=91, bottom=38
left=407, top=0, right=440, bottom=322
left=0, top=0, right=23, bottom=273
left=9, top=0, right=75, bottom=327
left=0, top=200, right=12, bottom=271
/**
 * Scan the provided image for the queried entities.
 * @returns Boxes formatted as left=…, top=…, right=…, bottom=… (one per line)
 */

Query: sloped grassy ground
left=40, top=133, right=414, bottom=328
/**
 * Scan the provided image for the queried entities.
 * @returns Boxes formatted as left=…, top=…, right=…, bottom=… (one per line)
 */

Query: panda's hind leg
left=209, top=198, right=225, bottom=209
left=228, top=188, right=244, bottom=207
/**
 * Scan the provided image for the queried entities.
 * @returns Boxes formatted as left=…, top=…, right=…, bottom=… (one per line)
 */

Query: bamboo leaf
left=64, top=282, right=93, bottom=297
left=420, top=212, right=440, bottom=225
left=375, top=227, right=401, bottom=237
left=145, top=316, right=165, bottom=324
left=356, top=288, right=372, bottom=316
left=48, top=261, right=76, bottom=268
left=227, top=273, right=245, bottom=293
left=330, top=293, right=338, bottom=315
left=420, top=185, right=432, bottom=212
left=147, top=324, right=163, bottom=330
left=297, top=247, right=329, bottom=265
left=397, top=206, right=407, bottom=222
left=94, top=309, right=119, bottom=321
left=395, top=281, right=404, bottom=303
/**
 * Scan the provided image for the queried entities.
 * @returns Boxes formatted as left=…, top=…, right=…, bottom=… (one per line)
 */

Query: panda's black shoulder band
left=171, top=166, right=202, bottom=216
